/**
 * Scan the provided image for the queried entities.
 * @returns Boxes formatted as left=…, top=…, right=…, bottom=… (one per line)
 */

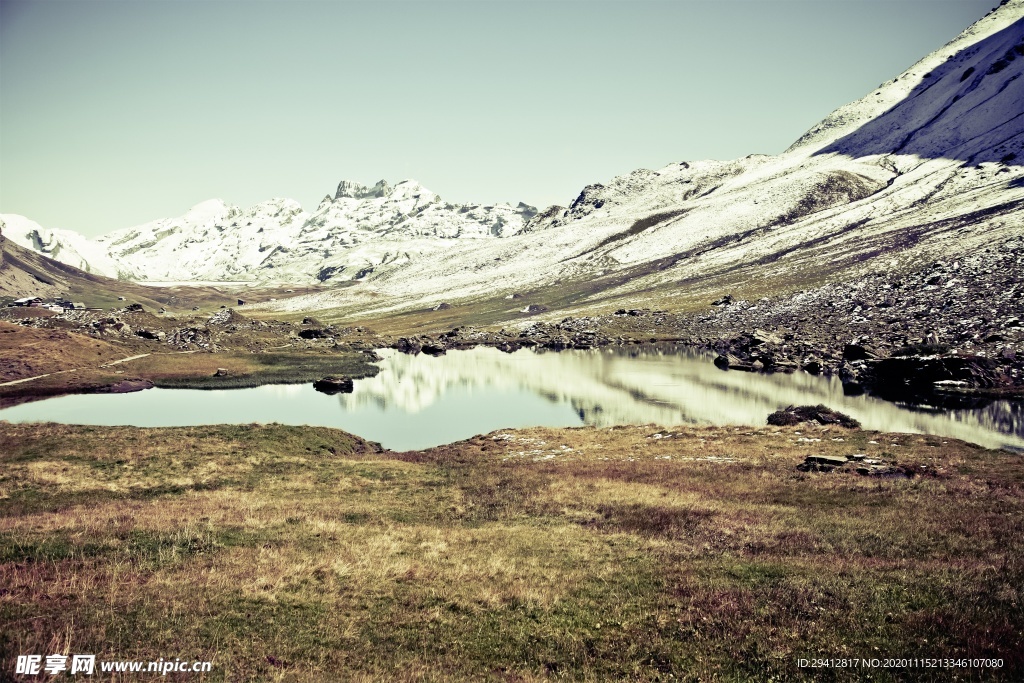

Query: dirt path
left=99, top=353, right=151, bottom=368
left=0, top=353, right=152, bottom=387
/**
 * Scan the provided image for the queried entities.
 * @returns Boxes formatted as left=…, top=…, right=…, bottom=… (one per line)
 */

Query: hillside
left=2, top=3, right=1022, bottom=325
left=0, top=232, right=248, bottom=311
left=285, top=1, right=1023, bottom=318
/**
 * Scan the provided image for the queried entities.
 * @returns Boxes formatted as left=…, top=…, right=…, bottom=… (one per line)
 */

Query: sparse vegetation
left=149, top=351, right=378, bottom=389
left=2, top=422, right=1021, bottom=681
left=594, top=209, right=687, bottom=251
left=779, top=171, right=883, bottom=225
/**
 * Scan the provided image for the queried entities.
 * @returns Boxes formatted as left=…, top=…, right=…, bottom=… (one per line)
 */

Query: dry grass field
left=1, top=422, right=1021, bottom=681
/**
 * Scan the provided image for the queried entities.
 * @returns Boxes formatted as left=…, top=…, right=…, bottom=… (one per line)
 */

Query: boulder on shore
left=96, top=379, right=154, bottom=394
left=313, top=376, right=354, bottom=394
left=298, top=328, right=331, bottom=340
left=767, top=405, right=861, bottom=429
left=714, top=353, right=754, bottom=372
left=421, top=343, right=446, bottom=356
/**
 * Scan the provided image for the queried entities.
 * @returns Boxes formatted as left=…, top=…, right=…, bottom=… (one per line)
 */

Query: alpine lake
left=1, top=346, right=1021, bottom=451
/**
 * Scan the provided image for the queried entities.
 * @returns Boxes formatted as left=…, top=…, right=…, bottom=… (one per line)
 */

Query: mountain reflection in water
left=0, top=346, right=1021, bottom=451
left=339, top=347, right=1024, bottom=450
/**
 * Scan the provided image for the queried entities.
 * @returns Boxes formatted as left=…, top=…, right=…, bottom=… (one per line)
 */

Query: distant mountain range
left=0, top=179, right=538, bottom=283
left=2, top=1, right=1022, bottom=315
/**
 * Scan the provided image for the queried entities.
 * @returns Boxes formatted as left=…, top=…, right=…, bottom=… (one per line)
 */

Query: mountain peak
left=184, top=199, right=232, bottom=222
left=335, top=179, right=393, bottom=200
left=788, top=3, right=1024, bottom=162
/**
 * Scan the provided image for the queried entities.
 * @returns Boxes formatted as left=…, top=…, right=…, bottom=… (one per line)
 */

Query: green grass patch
left=152, top=351, right=379, bottom=389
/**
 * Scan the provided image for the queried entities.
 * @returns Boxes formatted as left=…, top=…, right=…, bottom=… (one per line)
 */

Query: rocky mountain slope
left=303, top=0, right=1021, bottom=317
left=2, top=1, right=1022, bottom=319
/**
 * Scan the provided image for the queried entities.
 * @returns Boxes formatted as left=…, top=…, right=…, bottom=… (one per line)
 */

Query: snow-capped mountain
left=0, top=214, right=127, bottom=279
left=280, top=0, right=1021, bottom=315
left=2, top=1, right=1022, bottom=311
left=1, top=179, right=538, bottom=283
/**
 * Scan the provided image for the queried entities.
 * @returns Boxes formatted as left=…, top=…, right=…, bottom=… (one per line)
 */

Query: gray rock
left=753, top=328, right=783, bottom=345
left=806, top=455, right=849, bottom=466
left=313, top=376, right=354, bottom=394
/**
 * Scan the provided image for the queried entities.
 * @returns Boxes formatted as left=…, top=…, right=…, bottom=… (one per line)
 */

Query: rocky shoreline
left=378, top=238, right=1024, bottom=405
left=381, top=319, right=1022, bottom=407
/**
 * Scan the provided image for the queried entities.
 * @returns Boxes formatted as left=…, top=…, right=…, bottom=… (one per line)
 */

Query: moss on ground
left=148, top=351, right=379, bottom=389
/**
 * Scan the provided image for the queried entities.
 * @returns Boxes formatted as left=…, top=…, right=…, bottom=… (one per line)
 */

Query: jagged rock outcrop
left=335, top=179, right=392, bottom=200
left=3, top=181, right=538, bottom=284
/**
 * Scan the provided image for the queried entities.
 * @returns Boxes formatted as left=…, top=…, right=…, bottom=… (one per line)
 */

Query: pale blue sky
left=0, top=0, right=997, bottom=236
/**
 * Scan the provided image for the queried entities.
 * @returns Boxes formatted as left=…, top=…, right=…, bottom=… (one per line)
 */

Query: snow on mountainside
left=0, top=214, right=127, bottom=279
left=790, top=3, right=1024, bottom=162
left=95, top=198, right=306, bottom=282
left=0, top=180, right=538, bottom=283
left=2, top=1, right=1022, bottom=312
left=268, top=0, right=1023, bottom=315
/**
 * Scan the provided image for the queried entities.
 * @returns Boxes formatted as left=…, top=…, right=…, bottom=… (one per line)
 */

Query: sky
left=0, top=0, right=1000, bottom=237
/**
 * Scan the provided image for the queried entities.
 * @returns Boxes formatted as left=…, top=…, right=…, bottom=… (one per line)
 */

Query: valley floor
left=1, top=239, right=1021, bottom=680
left=1, top=422, right=1022, bottom=681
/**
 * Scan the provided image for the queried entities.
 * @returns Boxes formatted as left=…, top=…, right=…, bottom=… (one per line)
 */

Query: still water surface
left=1, top=346, right=1021, bottom=451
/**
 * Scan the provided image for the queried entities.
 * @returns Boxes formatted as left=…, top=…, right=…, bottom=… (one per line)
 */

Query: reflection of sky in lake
left=1, top=346, right=1022, bottom=451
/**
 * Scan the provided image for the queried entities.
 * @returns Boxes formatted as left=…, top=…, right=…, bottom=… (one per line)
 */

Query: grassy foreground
left=1, top=422, right=1022, bottom=681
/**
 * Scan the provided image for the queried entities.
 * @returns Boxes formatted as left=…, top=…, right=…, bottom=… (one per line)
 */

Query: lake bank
left=3, top=346, right=1023, bottom=451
